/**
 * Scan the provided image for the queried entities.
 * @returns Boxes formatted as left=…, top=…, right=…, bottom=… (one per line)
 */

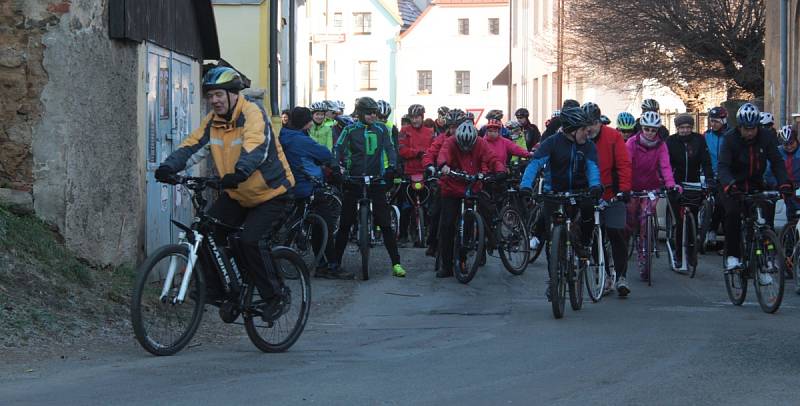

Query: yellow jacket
left=163, top=96, right=295, bottom=207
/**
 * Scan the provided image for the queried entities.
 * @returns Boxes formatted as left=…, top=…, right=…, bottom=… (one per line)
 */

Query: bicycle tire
left=526, top=204, right=545, bottom=264
left=549, top=225, right=567, bottom=319
left=498, top=205, right=530, bottom=275
left=359, top=204, right=371, bottom=281
left=131, top=244, right=205, bottom=356
left=586, top=226, right=606, bottom=302
left=753, top=229, right=785, bottom=314
left=413, top=205, right=426, bottom=248
left=454, top=210, right=485, bottom=284
left=686, top=212, right=698, bottom=278
left=568, top=246, right=584, bottom=311
left=292, top=213, right=328, bottom=273
left=646, top=215, right=654, bottom=286
left=697, top=199, right=712, bottom=254
left=244, top=247, right=311, bottom=352
left=665, top=206, right=679, bottom=273
left=724, top=250, right=748, bottom=305
left=779, top=223, right=797, bottom=280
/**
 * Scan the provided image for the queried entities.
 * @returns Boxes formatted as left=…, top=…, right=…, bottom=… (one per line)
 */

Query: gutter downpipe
left=780, top=0, right=788, bottom=125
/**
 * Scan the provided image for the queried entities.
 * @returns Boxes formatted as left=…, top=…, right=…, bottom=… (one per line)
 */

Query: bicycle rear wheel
left=454, top=210, right=485, bottom=284
left=244, top=247, right=311, bottom=352
left=131, top=244, right=205, bottom=356
left=498, top=205, right=530, bottom=275
left=549, top=225, right=567, bottom=319
left=646, top=215, right=655, bottom=286
left=665, top=207, right=679, bottom=273
left=291, top=213, right=328, bottom=273
left=586, top=226, right=606, bottom=302
left=753, top=229, right=785, bottom=314
left=359, top=205, right=371, bottom=281
left=569, top=247, right=584, bottom=311
left=686, top=212, right=698, bottom=278
left=779, top=223, right=797, bottom=280
left=413, top=205, right=426, bottom=248
left=698, top=198, right=713, bottom=254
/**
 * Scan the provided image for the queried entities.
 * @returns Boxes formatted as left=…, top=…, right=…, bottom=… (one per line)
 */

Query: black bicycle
left=444, top=170, right=487, bottom=284
left=486, top=176, right=530, bottom=275
left=131, top=176, right=311, bottom=355
left=723, top=191, right=785, bottom=313
left=665, top=183, right=704, bottom=278
left=538, top=191, right=593, bottom=319
left=277, top=183, right=329, bottom=273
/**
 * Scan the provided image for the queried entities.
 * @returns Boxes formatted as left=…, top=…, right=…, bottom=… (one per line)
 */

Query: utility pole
left=556, top=0, right=564, bottom=105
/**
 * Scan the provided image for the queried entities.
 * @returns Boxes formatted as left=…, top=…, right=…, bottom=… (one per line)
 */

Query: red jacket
left=438, top=136, right=504, bottom=198
left=594, top=125, right=632, bottom=200
left=399, top=125, right=434, bottom=176
left=423, top=133, right=450, bottom=168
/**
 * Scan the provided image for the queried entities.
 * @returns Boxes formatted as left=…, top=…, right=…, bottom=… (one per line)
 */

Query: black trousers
left=722, top=195, right=775, bottom=258
left=333, top=183, right=401, bottom=266
left=709, top=189, right=725, bottom=234
left=208, top=193, right=292, bottom=298
left=309, top=195, right=340, bottom=268
left=438, top=195, right=494, bottom=271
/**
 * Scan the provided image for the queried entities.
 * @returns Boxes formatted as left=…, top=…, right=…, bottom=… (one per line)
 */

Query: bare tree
left=562, top=0, right=764, bottom=111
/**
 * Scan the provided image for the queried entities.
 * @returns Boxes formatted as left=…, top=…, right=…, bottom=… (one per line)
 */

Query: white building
left=296, top=0, right=403, bottom=116
left=396, top=0, right=509, bottom=125
left=510, top=0, right=684, bottom=129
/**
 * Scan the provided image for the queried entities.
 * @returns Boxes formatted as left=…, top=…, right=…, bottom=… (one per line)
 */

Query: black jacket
left=541, top=117, right=561, bottom=142
left=666, top=133, right=713, bottom=184
left=718, top=127, right=788, bottom=192
left=523, top=123, right=542, bottom=150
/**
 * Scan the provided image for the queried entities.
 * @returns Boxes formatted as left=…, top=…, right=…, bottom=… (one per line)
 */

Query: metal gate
left=145, top=43, right=196, bottom=255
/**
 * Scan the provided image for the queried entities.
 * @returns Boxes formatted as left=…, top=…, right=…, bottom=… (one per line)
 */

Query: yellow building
left=764, top=0, right=800, bottom=126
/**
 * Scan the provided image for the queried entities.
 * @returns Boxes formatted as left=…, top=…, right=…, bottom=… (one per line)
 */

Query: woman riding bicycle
left=766, top=124, right=800, bottom=225
left=626, top=111, right=680, bottom=281
left=666, top=113, right=714, bottom=268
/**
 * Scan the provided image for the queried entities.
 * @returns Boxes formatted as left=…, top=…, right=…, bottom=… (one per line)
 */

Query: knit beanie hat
left=674, top=113, right=695, bottom=128
left=289, top=106, right=313, bottom=130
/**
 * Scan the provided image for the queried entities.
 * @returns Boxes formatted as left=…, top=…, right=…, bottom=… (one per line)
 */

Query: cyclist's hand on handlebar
left=424, top=165, right=436, bottom=179
left=669, top=184, right=683, bottom=195
left=384, top=167, right=396, bottom=183
left=706, top=178, right=718, bottom=191
left=155, top=165, right=178, bottom=184
left=617, top=191, right=631, bottom=203
left=441, top=165, right=451, bottom=175
left=221, top=172, right=247, bottom=189
left=490, top=172, right=508, bottom=183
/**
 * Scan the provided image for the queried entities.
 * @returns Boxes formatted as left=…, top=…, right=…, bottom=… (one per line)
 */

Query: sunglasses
left=642, top=127, right=659, bottom=133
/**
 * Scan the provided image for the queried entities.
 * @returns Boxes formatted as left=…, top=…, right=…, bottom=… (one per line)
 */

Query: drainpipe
left=269, top=0, right=279, bottom=115
left=507, top=0, right=512, bottom=114
left=780, top=0, right=788, bottom=125
left=289, top=0, right=296, bottom=107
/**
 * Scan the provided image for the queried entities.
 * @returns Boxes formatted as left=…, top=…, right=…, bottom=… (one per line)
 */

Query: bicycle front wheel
left=645, top=215, right=655, bottom=286
left=526, top=204, right=545, bottom=264
left=292, top=213, right=328, bottom=273
left=753, top=229, right=785, bottom=314
left=131, top=244, right=205, bottom=356
left=549, top=225, right=567, bottom=319
left=359, top=204, right=371, bottom=281
left=244, top=247, right=311, bottom=352
left=686, top=212, right=698, bottom=278
left=586, top=226, right=606, bottom=302
left=569, top=247, right=584, bottom=311
left=498, top=205, right=530, bottom=275
left=454, top=210, right=485, bottom=284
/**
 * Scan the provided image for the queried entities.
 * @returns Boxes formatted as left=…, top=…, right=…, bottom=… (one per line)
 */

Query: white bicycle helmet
left=760, top=112, right=775, bottom=126
left=640, top=111, right=662, bottom=128
left=455, top=121, right=478, bottom=151
left=377, top=100, right=392, bottom=118
left=736, top=103, right=760, bottom=128
left=779, top=125, right=794, bottom=145
left=310, top=101, right=327, bottom=113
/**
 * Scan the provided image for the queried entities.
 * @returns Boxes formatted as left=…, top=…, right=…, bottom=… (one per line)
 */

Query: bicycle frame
left=666, top=184, right=704, bottom=272
left=738, top=193, right=780, bottom=271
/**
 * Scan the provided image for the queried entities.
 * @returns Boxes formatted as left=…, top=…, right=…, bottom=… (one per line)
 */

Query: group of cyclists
left=154, top=65, right=800, bottom=321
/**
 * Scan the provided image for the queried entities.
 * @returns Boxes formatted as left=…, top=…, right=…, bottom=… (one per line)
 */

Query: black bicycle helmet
left=445, top=109, right=467, bottom=127
left=562, top=99, right=580, bottom=110
left=581, top=101, right=602, bottom=122
left=486, top=109, right=504, bottom=121
left=408, top=104, right=426, bottom=117
left=641, top=98, right=660, bottom=112
left=438, top=106, right=450, bottom=117
left=355, top=97, right=379, bottom=116
left=514, top=108, right=530, bottom=118
left=560, top=107, right=591, bottom=133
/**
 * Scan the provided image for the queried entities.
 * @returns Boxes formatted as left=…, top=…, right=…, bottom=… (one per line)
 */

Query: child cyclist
left=626, top=111, right=680, bottom=281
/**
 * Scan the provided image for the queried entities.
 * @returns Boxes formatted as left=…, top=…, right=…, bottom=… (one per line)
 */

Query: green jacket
left=309, top=121, right=334, bottom=151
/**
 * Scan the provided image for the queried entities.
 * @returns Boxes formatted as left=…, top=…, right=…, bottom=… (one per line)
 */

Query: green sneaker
left=392, top=264, right=406, bottom=278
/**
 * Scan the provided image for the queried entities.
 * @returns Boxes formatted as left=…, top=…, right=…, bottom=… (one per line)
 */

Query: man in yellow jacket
left=155, top=66, right=295, bottom=321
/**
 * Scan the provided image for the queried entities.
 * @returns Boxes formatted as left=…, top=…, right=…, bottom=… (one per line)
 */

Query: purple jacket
left=626, top=132, right=676, bottom=192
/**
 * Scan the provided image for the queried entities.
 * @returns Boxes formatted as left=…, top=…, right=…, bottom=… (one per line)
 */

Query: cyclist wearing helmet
left=323, top=100, right=339, bottom=121
left=627, top=110, right=679, bottom=281
left=434, top=106, right=450, bottom=137
left=599, top=115, right=611, bottom=125
left=634, top=98, right=669, bottom=140
left=515, top=107, right=542, bottom=149
left=155, top=66, right=295, bottom=319
left=436, top=122, right=504, bottom=278
left=703, top=106, right=728, bottom=247
left=766, top=124, right=800, bottom=227
left=616, top=112, right=636, bottom=140
left=760, top=112, right=777, bottom=138
left=520, top=106, right=602, bottom=299
left=505, top=120, right=529, bottom=162
left=666, top=113, right=713, bottom=268
left=422, top=108, right=467, bottom=256
left=542, top=99, right=581, bottom=141
left=479, top=109, right=509, bottom=138
left=376, top=100, right=401, bottom=173
left=484, top=119, right=531, bottom=170
left=583, top=102, right=633, bottom=296
left=398, top=104, right=434, bottom=244
left=309, top=101, right=335, bottom=151
left=719, top=103, right=791, bottom=272
left=332, top=97, right=406, bottom=278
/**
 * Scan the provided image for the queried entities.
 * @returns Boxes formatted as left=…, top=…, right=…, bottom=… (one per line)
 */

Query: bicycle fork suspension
left=162, top=231, right=203, bottom=304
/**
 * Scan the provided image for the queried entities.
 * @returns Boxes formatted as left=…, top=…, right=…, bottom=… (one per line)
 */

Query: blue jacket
left=765, top=146, right=800, bottom=187
left=520, top=131, right=601, bottom=192
left=279, top=127, right=332, bottom=198
left=704, top=125, right=727, bottom=175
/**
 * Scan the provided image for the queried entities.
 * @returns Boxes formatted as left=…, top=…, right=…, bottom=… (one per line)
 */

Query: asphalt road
left=2, top=244, right=800, bottom=405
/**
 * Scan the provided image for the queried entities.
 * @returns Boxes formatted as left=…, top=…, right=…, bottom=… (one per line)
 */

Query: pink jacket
left=483, top=135, right=530, bottom=171
left=626, top=132, right=675, bottom=191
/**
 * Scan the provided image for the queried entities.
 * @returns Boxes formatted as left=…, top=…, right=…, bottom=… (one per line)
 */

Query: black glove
left=491, top=172, right=508, bottom=183
left=424, top=165, right=436, bottom=179
left=589, top=186, right=603, bottom=200
left=779, top=183, right=795, bottom=200
left=155, top=165, right=177, bottom=184
left=220, top=171, right=248, bottom=189
left=617, top=191, right=631, bottom=203
left=416, top=151, right=424, bottom=159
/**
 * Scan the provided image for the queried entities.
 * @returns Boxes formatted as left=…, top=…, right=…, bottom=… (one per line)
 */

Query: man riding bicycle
left=704, top=106, right=729, bottom=248
left=331, top=97, right=407, bottom=278
left=155, top=66, right=295, bottom=321
left=719, top=103, right=792, bottom=272
left=398, top=104, right=434, bottom=245
left=435, top=121, right=505, bottom=278
left=519, top=107, right=603, bottom=299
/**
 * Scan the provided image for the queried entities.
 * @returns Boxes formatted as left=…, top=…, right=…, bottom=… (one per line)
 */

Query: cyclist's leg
left=426, top=189, right=442, bottom=252
left=668, top=194, right=683, bottom=260
left=397, top=184, right=411, bottom=241
left=205, top=194, right=248, bottom=298
left=239, top=196, right=294, bottom=299
left=369, top=184, right=401, bottom=266
left=477, top=191, right=496, bottom=250
left=333, top=185, right=359, bottom=265
left=710, top=189, right=725, bottom=234
left=438, top=197, right=461, bottom=272
left=604, top=200, right=628, bottom=277
left=578, top=199, right=594, bottom=255
left=311, top=196, right=337, bottom=269
left=722, top=195, right=743, bottom=262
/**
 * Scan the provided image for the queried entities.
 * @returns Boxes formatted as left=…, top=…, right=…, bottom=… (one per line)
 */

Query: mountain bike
left=538, top=191, right=593, bottom=319
left=277, top=193, right=328, bottom=274
left=665, top=183, right=704, bottom=278
left=630, top=190, right=665, bottom=286
left=486, top=176, right=530, bottom=275
left=723, top=191, right=785, bottom=313
left=585, top=195, right=620, bottom=302
left=445, top=170, right=487, bottom=284
left=525, top=174, right=546, bottom=265
left=131, top=176, right=310, bottom=355
left=391, top=174, right=432, bottom=248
